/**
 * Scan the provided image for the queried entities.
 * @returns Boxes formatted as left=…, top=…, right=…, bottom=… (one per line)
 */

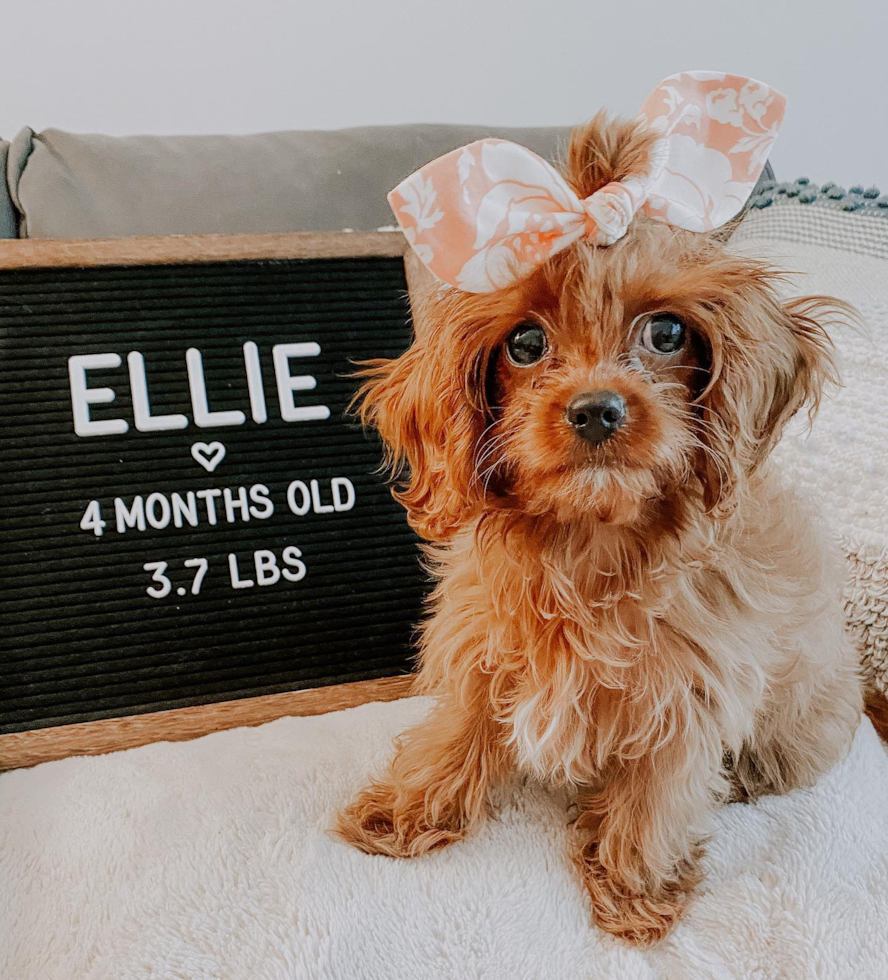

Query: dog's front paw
left=586, top=875, right=685, bottom=945
left=578, top=845, right=695, bottom=945
left=333, top=781, right=466, bottom=859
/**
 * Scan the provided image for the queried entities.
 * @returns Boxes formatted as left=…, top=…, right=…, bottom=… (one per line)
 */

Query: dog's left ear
left=750, top=296, right=842, bottom=465
left=696, top=291, right=845, bottom=512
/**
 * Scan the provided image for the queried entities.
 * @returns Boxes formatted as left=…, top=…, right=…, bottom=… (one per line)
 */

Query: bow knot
left=582, top=179, right=648, bottom=246
left=388, top=71, right=786, bottom=293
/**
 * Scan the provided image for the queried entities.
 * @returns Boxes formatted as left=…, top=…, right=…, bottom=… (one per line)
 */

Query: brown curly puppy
left=334, top=113, right=863, bottom=945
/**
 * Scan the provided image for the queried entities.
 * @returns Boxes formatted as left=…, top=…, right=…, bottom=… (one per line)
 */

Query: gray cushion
left=9, top=124, right=570, bottom=240
left=0, top=139, right=16, bottom=238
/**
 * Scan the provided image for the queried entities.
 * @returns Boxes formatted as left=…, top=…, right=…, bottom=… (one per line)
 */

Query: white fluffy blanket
left=2, top=697, right=888, bottom=980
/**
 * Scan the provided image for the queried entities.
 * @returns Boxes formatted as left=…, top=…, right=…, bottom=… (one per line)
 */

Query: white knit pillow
left=730, top=203, right=888, bottom=694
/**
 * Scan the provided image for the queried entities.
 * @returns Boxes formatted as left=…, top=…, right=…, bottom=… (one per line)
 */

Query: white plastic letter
left=171, top=492, right=199, bottom=528
left=223, top=486, right=250, bottom=523
left=186, top=348, right=246, bottom=428
left=243, top=342, right=267, bottom=423
left=310, top=479, right=334, bottom=514
left=331, top=477, right=355, bottom=512
left=272, top=343, right=330, bottom=422
left=145, top=492, right=171, bottom=530
left=79, top=500, right=106, bottom=537
left=128, top=351, right=188, bottom=432
left=281, top=545, right=307, bottom=582
left=195, top=488, right=222, bottom=525
left=228, top=553, right=254, bottom=589
left=286, top=480, right=311, bottom=516
left=254, top=550, right=281, bottom=587
left=68, top=353, right=128, bottom=437
left=115, top=496, right=146, bottom=533
left=249, top=484, right=274, bottom=519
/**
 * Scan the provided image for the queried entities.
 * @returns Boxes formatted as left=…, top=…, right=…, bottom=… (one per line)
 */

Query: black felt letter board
left=0, top=254, right=426, bottom=734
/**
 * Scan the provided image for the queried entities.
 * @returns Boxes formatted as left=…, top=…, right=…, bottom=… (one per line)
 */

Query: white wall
left=4, top=0, right=887, bottom=187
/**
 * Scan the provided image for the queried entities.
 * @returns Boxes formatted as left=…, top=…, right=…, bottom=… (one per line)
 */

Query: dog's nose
left=565, top=391, right=627, bottom=444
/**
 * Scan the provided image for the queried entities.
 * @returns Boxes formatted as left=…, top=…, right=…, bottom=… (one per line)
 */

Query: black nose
left=565, top=390, right=627, bottom=444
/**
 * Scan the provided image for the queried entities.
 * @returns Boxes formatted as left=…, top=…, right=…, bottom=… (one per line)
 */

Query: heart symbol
left=191, top=441, right=226, bottom=472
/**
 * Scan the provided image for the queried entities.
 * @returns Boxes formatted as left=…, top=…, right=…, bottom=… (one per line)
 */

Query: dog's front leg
left=573, top=710, right=726, bottom=945
left=334, top=685, right=507, bottom=859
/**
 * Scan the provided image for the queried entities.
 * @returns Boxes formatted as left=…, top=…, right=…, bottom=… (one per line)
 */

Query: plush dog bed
left=1, top=696, right=887, bottom=980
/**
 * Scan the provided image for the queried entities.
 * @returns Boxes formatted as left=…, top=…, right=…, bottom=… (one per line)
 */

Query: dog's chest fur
left=504, top=673, right=602, bottom=784
left=427, top=498, right=817, bottom=787
left=499, top=633, right=648, bottom=785
left=482, top=542, right=776, bottom=785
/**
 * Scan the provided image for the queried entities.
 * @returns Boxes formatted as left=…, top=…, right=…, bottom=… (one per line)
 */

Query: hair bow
left=388, top=71, right=786, bottom=293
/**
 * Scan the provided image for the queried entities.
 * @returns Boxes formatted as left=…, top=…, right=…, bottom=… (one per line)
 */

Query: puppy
left=334, top=113, right=863, bottom=944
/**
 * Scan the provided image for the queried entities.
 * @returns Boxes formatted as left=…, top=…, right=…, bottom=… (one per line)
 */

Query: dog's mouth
left=485, top=377, right=691, bottom=522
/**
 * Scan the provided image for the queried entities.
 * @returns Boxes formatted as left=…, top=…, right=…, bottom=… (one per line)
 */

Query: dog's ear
left=695, top=291, right=844, bottom=513
left=751, top=296, right=842, bottom=463
left=354, top=292, right=488, bottom=542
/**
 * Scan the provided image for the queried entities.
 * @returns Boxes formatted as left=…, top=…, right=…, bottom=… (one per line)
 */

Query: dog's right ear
left=354, top=287, right=488, bottom=542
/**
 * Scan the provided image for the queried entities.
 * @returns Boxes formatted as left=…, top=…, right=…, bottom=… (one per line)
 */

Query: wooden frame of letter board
left=0, top=231, right=431, bottom=771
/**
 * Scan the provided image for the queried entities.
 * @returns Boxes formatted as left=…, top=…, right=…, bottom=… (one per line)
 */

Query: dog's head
left=360, top=115, right=844, bottom=541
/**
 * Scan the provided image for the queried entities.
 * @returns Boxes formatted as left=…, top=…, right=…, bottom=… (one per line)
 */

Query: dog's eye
left=506, top=322, right=548, bottom=367
left=638, top=313, right=686, bottom=355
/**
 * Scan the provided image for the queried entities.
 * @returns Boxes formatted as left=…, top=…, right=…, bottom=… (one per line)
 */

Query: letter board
left=0, top=233, right=426, bottom=740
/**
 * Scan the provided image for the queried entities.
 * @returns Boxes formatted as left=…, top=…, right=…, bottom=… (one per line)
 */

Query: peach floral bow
left=389, top=71, right=786, bottom=293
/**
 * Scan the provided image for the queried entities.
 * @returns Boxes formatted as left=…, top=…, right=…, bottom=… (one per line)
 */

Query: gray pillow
left=8, top=124, right=570, bottom=239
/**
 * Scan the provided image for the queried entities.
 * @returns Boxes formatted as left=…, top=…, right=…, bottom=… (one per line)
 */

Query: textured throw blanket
left=731, top=200, right=888, bottom=695
left=2, top=696, right=887, bottom=980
